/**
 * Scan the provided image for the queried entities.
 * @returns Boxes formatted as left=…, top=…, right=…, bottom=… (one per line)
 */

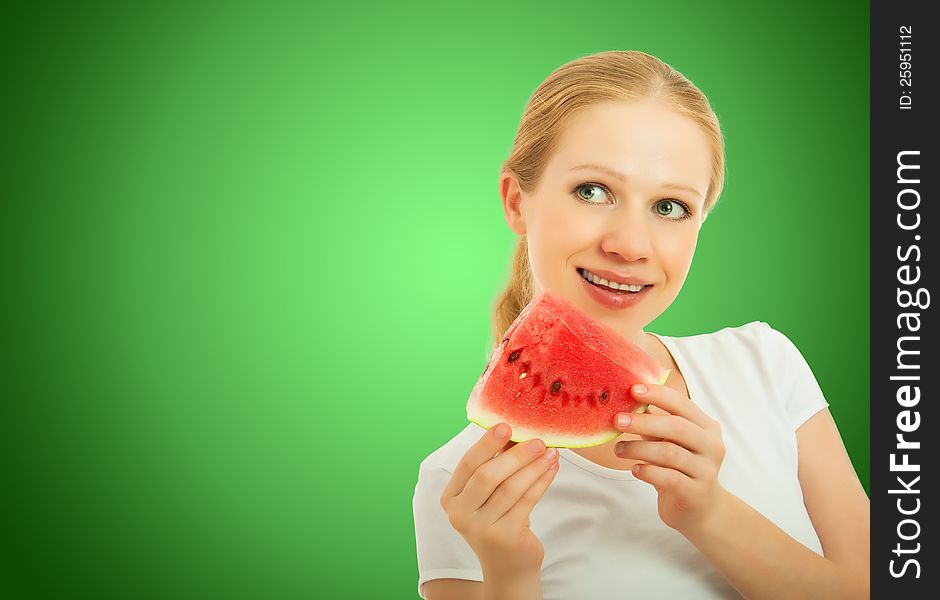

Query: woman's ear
left=499, top=172, right=527, bottom=235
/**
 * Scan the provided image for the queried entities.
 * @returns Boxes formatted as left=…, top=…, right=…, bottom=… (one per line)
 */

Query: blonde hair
left=492, top=50, right=726, bottom=345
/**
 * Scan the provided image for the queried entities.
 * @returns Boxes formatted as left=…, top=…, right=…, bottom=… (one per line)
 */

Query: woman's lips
left=578, top=269, right=652, bottom=309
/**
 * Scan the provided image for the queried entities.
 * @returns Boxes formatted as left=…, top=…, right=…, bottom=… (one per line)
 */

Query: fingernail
left=633, top=384, right=647, bottom=395
left=494, top=423, right=508, bottom=439
left=543, top=448, right=558, bottom=461
left=617, top=413, right=631, bottom=428
left=529, top=439, right=545, bottom=454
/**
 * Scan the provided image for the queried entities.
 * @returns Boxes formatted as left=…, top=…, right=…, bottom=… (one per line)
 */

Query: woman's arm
left=616, top=382, right=869, bottom=599
left=682, top=408, right=869, bottom=599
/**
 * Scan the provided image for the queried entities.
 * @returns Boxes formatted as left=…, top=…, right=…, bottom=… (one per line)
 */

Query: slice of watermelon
left=467, top=289, right=670, bottom=448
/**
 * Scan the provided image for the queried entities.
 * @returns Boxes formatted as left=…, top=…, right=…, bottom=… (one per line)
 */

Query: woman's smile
left=577, top=266, right=654, bottom=310
left=577, top=267, right=652, bottom=289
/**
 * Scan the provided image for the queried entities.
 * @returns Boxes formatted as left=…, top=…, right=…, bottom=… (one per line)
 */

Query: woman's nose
left=599, top=205, right=653, bottom=261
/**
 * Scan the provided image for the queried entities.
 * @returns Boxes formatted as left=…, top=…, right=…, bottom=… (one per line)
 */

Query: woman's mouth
left=577, top=268, right=651, bottom=294
left=577, top=268, right=653, bottom=309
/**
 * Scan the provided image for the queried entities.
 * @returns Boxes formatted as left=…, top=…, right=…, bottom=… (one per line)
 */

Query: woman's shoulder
left=665, top=320, right=772, bottom=348
left=663, top=320, right=801, bottom=367
left=664, top=321, right=827, bottom=430
left=666, top=319, right=769, bottom=341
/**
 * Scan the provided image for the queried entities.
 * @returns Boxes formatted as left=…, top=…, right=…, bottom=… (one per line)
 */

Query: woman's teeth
left=579, top=268, right=647, bottom=292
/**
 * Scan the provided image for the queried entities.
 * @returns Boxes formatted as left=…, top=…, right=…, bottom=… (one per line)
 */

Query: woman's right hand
left=439, top=422, right=560, bottom=579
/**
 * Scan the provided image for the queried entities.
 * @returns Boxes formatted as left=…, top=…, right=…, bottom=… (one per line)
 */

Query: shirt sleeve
left=413, top=462, right=484, bottom=598
left=762, top=325, right=831, bottom=431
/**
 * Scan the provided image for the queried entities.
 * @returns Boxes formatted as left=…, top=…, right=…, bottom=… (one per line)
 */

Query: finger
left=475, top=447, right=559, bottom=526
left=614, top=440, right=708, bottom=479
left=498, top=456, right=560, bottom=530
left=442, top=423, right=516, bottom=499
left=631, top=384, right=716, bottom=430
left=631, top=462, right=692, bottom=493
left=637, top=405, right=668, bottom=441
left=452, top=437, right=550, bottom=513
left=617, top=413, right=711, bottom=454
left=611, top=412, right=664, bottom=442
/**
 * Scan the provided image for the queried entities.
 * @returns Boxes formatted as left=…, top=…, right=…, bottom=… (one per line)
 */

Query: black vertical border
left=872, top=0, right=936, bottom=596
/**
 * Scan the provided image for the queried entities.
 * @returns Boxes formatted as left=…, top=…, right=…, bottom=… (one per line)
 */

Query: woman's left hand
left=614, top=383, right=727, bottom=534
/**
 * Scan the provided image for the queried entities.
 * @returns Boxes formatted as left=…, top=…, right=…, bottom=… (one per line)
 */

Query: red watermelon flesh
left=467, top=289, right=670, bottom=448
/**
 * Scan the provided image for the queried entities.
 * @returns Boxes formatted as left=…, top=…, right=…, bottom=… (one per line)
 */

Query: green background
left=1, top=1, right=869, bottom=598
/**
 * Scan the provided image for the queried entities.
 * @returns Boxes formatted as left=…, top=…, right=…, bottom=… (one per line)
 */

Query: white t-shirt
left=412, top=321, right=830, bottom=599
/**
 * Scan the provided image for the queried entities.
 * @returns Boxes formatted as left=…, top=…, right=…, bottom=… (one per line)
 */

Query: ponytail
left=491, top=235, right=535, bottom=347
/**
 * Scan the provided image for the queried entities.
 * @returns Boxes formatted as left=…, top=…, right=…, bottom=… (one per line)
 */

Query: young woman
left=413, top=50, right=869, bottom=599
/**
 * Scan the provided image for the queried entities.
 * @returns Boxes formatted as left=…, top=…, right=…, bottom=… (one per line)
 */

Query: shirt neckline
left=558, top=331, right=696, bottom=481
left=558, top=446, right=639, bottom=480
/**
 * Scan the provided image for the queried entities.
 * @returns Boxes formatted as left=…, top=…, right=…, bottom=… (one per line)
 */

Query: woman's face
left=500, top=98, right=713, bottom=342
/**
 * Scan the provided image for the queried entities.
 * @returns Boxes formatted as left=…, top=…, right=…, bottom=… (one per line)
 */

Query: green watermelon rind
left=657, top=367, right=671, bottom=387
left=468, top=414, right=623, bottom=448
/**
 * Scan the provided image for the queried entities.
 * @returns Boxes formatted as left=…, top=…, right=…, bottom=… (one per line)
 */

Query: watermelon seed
left=600, top=391, right=609, bottom=404
left=508, top=351, right=520, bottom=363
left=519, top=372, right=527, bottom=379
left=551, top=381, right=562, bottom=393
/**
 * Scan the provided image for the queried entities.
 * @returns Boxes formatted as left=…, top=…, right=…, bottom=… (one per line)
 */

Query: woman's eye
left=572, top=184, right=693, bottom=221
left=655, top=199, right=690, bottom=220
left=573, top=183, right=611, bottom=204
